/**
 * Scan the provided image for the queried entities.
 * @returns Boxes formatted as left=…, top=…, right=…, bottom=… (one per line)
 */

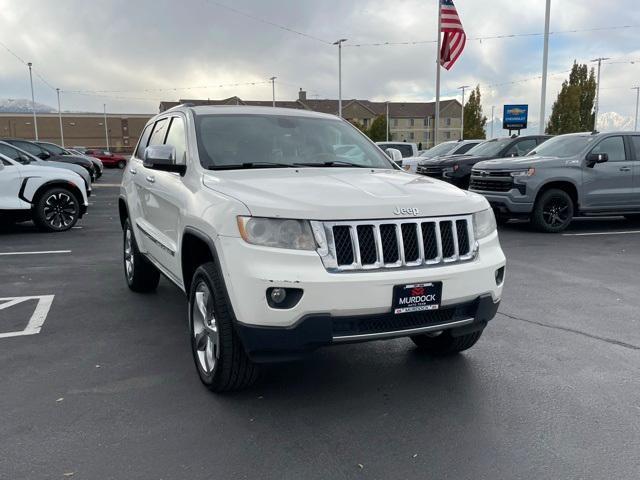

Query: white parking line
left=93, top=184, right=120, bottom=187
left=0, top=295, right=55, bottom=338
left=563, top=230, right=640, bottom=237
left=0, top=250, right=71, bottom=256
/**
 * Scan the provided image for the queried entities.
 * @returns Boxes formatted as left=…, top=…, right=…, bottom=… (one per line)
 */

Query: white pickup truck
left=119, top=106, right=506, bottom=392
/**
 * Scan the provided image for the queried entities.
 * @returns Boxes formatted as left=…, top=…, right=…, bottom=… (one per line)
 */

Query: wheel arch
left=118, top=196, right=129, bottom=230
left=534, top=180, right=579, bottom=210
left=181, top=227, right=219, bottom=295
left=31, top=180, right=84, bottom=208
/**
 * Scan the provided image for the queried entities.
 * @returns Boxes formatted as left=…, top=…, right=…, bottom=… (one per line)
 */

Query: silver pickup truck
left=469, top=131, right=640, bottom=232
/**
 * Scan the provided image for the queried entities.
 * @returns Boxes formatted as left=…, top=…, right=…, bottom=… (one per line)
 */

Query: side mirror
left=586, top=152, right=608, bottom=167
left=385, top=148, right=403, bottom=164
left=144, top=145, right=186, bottom=174
left=38, top=152, right=50, bottom=160
left=19, top=154, right=31, bottom=164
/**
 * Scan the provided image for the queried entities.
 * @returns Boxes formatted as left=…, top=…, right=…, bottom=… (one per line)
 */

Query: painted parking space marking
left=93, top=184, right=121, bottom=187
left=0, top=250, right=71, bottom=256
left=0, top=295, right=55, bottom=339
left=562, top=230, right=640, bottom=237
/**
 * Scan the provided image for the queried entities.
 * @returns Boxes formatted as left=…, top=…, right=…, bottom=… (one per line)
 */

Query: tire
left=188, top=262, right=259, bottom=392
left=123, top=218, right=160, bottom=292
left=117, top=160, right=126, bottom=169
left=495, top=214, right=510, bottom=226
left=33, top=187, right=80, bottom=232
left=624, top=214, right=640, bottom=223
left=411, top=329, right=483, bottom=355
left=531, top=188, right=574, bottom=233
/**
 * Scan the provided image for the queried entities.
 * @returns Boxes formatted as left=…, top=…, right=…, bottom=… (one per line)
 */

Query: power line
left=65, top=81, right=272, bottom=94
left=0, top=39, right=56, bottom=90
left=201, top=0, right=332, bottom=45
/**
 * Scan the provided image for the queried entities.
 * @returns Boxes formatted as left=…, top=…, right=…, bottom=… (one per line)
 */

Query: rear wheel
left=33, top=187, right=79, bottom=232
left=411, top=329, right=483, bottom=355
left=189, top=262, right=259, bottom=392
left=123, top=218, right=160, bottom=292
left=531, top=188, right=574, bottom=233
left=117, top=160, right=126, bottom=169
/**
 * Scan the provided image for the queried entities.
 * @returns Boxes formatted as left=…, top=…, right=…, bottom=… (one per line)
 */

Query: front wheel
left=189, top=262, right=259, bottom=392
left=531, top=188, right=574, bottom=233
left=33, top=188, right=79, bottom=232
left=123, top=219, right=160, bottom=292
left=411, top=329, right=483, bottom=355
left=117, top=160, right=126, bottom=169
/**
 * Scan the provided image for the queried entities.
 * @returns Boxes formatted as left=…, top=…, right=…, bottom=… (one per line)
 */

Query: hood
left=420, top=153, right=476, bottom=166
left=35, top=160, right=91, bottom=183
left=203, top=168, right=488, bottom=220
left=54, top=154, right=93, bottom=167
left=474, top=155, right=568, bottom=170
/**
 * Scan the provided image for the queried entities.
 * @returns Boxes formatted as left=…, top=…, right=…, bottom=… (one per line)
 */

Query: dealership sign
left=503, top=104, right=528, bottom=130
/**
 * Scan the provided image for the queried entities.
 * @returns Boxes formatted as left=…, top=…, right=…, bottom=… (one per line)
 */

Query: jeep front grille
left=316, top=215, right=477, bottom=272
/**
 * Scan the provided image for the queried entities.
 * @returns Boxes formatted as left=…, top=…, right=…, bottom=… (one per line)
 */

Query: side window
left=0, top=144, right=21, bottom=161
left=506, top=139, right=537, bottom=156
left=13, top=141, right=42, bottom=156
left=454, top=143, right=477, bottom=154
left=164, top=117, right=186, bottom=164
left=630, top=137, right=640, bottom=161
left=591, top=136, right=626, bottom=162
left=134, top=124, right=153, bottom=159
left=148, top=118, right=169, bottom=147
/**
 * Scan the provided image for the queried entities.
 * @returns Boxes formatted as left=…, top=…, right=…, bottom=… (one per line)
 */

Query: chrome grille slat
left=323, top=215, right=477, bottom=272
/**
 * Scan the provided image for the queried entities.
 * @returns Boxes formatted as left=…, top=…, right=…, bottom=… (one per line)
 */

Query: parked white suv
left=0, top=153, right=88, bottom=231
left=119, top=106, right=506, bottom=392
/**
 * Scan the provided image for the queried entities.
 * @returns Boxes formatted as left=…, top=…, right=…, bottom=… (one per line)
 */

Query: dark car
left=1, top=139, right=96, bottom=180
left=36, top=141, right=103, bottom=179
left=418, top=135, right=552, bottom=189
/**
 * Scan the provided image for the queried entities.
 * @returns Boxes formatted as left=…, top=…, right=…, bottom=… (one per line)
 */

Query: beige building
left=0, top=112, right=153, bottom=153
left=160, top=90, right=463, bottom=148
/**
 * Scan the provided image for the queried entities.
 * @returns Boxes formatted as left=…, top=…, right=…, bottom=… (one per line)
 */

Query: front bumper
left=472, top=191, right=534, bottom=214
left=216, top=232, right=505, bottom=356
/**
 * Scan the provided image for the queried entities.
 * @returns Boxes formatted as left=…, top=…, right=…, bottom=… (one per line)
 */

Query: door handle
left=619, top=167, right=631, bottom=172
left=129, top=167, right=137, bottom=174
left=146, top=176, right=155, bottom=183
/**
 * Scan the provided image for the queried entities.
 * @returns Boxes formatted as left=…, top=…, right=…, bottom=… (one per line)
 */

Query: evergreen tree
left=546, top=61, right=596, bottom=134
left=367, top=115, right=388, bottom=141
left=463, top=86, right=487, bottom=139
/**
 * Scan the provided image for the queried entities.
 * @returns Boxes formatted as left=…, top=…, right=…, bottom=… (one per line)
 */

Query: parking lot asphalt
left=1, top=169, right=639, bottom=480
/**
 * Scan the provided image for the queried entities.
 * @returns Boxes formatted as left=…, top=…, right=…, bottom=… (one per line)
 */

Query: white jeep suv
left=119, top=106, right=506, bottom=392
left=0, top=153, right=88, bottom=231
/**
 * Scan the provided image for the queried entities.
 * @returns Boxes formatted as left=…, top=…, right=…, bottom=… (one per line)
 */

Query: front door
left=582, top=135, right=635, bottom=209
left=0, top=158, right=23, bottom=210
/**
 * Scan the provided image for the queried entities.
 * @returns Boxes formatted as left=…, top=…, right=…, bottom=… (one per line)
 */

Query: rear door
left=629, top=136, right=640, bottom=206
left=582, top=135, right=634, bottom=208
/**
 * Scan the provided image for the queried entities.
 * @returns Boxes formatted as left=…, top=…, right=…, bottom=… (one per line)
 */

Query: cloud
left=0, top=0, right=638, bottom=126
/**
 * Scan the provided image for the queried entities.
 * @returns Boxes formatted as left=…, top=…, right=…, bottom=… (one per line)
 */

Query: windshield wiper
left=207, top=162, right=299, bottom=170
left=294, top=160, right=366, bottom=168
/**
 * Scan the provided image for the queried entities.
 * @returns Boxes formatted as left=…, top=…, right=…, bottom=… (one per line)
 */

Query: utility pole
left=103, top=104, right=110, bottom=151
left=591, top=57, right=609, bottom=131
left=539, top=0, right=551, bottom=134
left=458, top=85, right=470, bottom=140
left=27, top=62, right=39, bottom=140
left=56, top=88, right=64, bottom=147
left=269, top=76, right=277, bottom=107
left=333, top=39, right=347, bottom=117
left=386, top=101, right=390, bottom=141
left=633, top=86, right=640, bottom=131
left=434, top=1, right=442, bottom=146
left=491, top=105, right=495, bottom=139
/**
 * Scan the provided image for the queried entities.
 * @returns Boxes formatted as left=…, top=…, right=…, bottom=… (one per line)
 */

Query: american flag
left=439, top=0, right=466, bottom=70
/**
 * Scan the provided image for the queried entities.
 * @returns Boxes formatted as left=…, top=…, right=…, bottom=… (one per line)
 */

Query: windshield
left=465, top=138, right=512, bottom=156
left=419, top=142, right=458, bottom=158
left=38, top=142, right=66, bottom=155
left=195, top=114, right=394, bottom=170
left=529, top=134, right=596, bottom=158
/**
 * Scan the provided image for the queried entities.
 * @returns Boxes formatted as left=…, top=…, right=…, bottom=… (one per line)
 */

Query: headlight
left=237, top=217, right=316, bottom=250
left=473, top=208, right=497, bottom=239
left=510, top=168, right=535, bottom=177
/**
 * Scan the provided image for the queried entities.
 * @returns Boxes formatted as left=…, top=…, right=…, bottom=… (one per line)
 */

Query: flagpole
left=434, top=0, right=442, bottom=147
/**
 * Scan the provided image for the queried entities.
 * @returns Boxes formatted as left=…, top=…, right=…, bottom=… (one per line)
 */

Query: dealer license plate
left=392, top=282, right=442, bottom=314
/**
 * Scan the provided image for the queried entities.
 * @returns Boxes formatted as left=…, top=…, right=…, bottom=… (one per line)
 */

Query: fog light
left=495, top=266, right=505, bottom=286
left=270, top=288, right=287, bottom=304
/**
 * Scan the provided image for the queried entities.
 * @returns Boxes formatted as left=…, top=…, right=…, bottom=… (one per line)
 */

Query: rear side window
left=389, top=144, right=414, bottom=157
left=148, top=118, right=169, bottom=147
left=591, top=136, right=626, bottom=162
left=135, top=124, right=153, bottom=159
left=630, top=137, right=640, bottom=161
left=164, top=117, right=187, bottom=164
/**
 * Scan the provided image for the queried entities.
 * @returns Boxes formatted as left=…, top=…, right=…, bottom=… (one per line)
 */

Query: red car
left=83, top=149, right=128, bottom=169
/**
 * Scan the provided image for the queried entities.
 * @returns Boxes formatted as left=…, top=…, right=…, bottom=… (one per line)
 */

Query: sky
left=1, top=0, right=639, bottom=130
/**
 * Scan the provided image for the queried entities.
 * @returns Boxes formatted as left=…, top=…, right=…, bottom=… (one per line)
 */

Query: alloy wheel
left=192, top=281, right=220, bottom=375
left=124, top=227, right=134, bottom=282
left=43, top=192, right=77, bottom=229
left=542, top=197, right=570, bottom=228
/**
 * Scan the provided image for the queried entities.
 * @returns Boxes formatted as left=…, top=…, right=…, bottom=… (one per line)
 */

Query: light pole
left=27, top=62, right=39, bottom=140
left=386, top=101, right=390, bottom=141
left=491, top=105, right=495, bottom=139
left=103, top=104, right=110, bottom=151
left=56, top=88, right=64, bottom=147
left=539, top=0, right=551, bottom=134
left=591, top=57, right=610, bottom=131
left=333, top=39, right=347, bottom=117
left=458, top=85, right=470, bottom=140
left=633, top=86, right=640, bottom=131
left=270, top=76, right=277, bottom=107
